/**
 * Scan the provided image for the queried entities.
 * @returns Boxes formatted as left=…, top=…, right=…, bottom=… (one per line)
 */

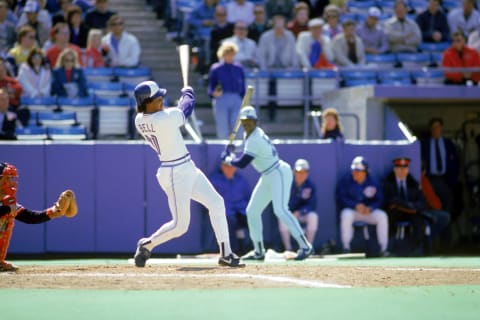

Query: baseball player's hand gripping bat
left=179, top=44, right=203, bottom=142
left=228, top=85, right=253, bottom=144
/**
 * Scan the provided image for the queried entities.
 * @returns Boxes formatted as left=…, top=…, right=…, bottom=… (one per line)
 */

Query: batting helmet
left=239, top=106, right=257, bottom=120
left=0, top=162, right=18, bottom=196
left=134, top=81, right=167, bottom=108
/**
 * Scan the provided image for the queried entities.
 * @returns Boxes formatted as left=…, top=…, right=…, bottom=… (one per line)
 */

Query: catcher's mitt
left=48, top=190, right=78, bottom=218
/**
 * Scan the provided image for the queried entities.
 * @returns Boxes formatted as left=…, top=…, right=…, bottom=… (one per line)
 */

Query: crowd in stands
left=0, top=0, right=143, bottom=140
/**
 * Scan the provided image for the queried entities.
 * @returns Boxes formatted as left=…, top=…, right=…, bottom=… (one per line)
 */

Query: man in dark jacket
left=0, top=88, right=16, bottom=140
left=415, top=0, right=450, bottom=43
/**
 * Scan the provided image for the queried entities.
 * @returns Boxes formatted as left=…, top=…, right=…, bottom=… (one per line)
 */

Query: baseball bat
left=228, top=85, right=254, bottom=144
left=178, top=44, right=203, bottom=142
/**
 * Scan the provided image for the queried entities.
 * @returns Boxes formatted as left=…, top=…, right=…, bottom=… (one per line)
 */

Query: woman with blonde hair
left=8, top=25, right=37, bottom=71
left=84, top=28, right=109, bottom=67
left=207, top=41, right=246, bottom=139
left=321, top=107, right=344, bottom=139
left=16, top=47, right=51, bottom=97
left=51, top=47, right=88, bottom=97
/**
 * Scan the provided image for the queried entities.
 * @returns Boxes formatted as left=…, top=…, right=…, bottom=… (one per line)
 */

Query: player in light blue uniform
left=223, top=106, right=314, bottom=260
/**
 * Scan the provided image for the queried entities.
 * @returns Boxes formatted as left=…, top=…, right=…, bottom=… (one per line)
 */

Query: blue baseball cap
left=134, top=81, right=167, bottom=106
left=350, top=156, right=368, bottom=171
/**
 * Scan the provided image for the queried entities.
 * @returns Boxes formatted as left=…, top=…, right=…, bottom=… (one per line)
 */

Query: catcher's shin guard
left=0, top=217, right=15, bottom=262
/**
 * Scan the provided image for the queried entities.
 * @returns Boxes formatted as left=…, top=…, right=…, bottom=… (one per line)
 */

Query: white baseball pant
left=279, top=212, right=318, bottom=251
left=340, top=208, right=388, bottom=251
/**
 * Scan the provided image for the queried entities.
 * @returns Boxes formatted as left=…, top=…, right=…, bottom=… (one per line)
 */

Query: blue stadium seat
left=57, top=96, right=96, bottom=136
left=344, top=78, right=378, bottom=87
left=83, top=67, right=115, bottom=83
left=419, top=42, right=449, bottom=53
left=114, top=67, right=151, bottom=85
left=47, top=126, right=87, bottom=140
left=365, top=53, right=397, bottom=67
left=412, top=69, right=444, bottom=85
left=340, top=69, right=377, bottom=80
left=88, top=81, right=125, bottom=98
left=15, top=126, right=48, bottom=140
left=339, top=12, right=358, bottom=23
left=20, top=96, right=57, bottom=112
left=378, top=70, right=411, bottom=81
left=245, top=70, right=270, bottom=107
left=270, top=70, right=305, bottom=106
left=430, top=52, right=443, bottom=66
left=379, top=78, right=413, bottom=85
left=442, top=0, right=458, bottom=12
left=347, top=1, right=376, bottom=14
left=37, top=111, right=77, bottom=127
left=96, top=97, right=133, bottom=137
left=308, top=70, right=338, bottom=106
left=396, top=52, right=431, bottom=67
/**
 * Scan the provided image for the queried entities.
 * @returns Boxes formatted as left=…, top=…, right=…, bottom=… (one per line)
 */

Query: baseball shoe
left=242, top=250, right=265, bottom=261
left=218, top=253, right=245, bottom=268
left=0, top=261, right=18, bottom=272
left=134, top=238, right=151, bottom=268
left=294, top=246, right=314, bottom=261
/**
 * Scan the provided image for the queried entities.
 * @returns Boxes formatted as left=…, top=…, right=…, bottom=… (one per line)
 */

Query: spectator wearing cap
left=208, top=42, right=246, bottom=139
left=0, top=0, right=16, bottom=55
left=442, top=31, right=480, bottom=85
left=356, top=7, right=389, bottom=55
left=384, top=0, right=421, bottom=53
left=321, top=107, right=344, bottom=139
left=101, top=14, right=141, bottom=68
left=287, top=2, right=310, bottom=38
left=226, top=0, right=254, bottom=25
left=223, top=21, right=258, bottom=68
left=322, top=4, right=342, bottom=40
left=84, top=0, right=116, bottom=32
left=296, top=18, right=334, bottom=69
left=17, top=0, right=50, bottom=46
left=265, top=0, right=295, bottom=21
left=336, top=156, right=389, bottom=255
left=279, top=159, right=318, bottom=252
left=416, top=0, right=450, bottom=43
left=209, top=159, right=252, bottom=256
left=448, top=0, right=480, bottom=39
left=248, top=3, right=269, bottom=43
left=332, top=20, right=366, bottom=67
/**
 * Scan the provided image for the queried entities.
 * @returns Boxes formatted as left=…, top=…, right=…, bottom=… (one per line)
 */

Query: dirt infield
left=2, top=260, right=480, bottom=290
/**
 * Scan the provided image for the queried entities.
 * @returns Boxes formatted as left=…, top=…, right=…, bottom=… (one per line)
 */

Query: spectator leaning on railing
left=384, top=0, right=421, bottom=53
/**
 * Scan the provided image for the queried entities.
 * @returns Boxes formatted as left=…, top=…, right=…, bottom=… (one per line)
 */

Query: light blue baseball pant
left=212, top=92, right=242, bottom=139
left=246, top=160, right=311, bottom=254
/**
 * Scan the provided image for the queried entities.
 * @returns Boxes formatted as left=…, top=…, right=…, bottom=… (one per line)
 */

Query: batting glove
left=225, top=143, right=236, bottom=154
left=181, top=86, right=194, bottom=95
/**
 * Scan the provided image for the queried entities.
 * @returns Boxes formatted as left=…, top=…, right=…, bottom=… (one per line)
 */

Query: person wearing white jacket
left=296, top=18, right=333, bottom=69
left=101, top=14, right=141, bottom=67
left=16, top=47, right=51, bottom=98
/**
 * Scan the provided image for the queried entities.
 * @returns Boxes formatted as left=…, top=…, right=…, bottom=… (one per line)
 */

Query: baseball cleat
left=241, top=250, right=265, bottom=261
left=294, top=246, right=314, bottom=261
left=0, top=261, right=18, bottom=272
left=134, top=239, right=151, bottom=268
left=218, top=253, right=245, bottom=268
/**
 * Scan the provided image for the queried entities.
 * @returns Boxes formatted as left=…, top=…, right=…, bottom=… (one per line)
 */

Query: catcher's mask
left=0, top=162, right=18, bottom=196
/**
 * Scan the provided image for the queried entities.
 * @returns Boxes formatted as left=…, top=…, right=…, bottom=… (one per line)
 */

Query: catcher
left=0, top=162, right=78, bottom=272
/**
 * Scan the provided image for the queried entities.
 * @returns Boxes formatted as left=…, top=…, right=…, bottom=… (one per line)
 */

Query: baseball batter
left=222, top=106, right=314, bottom=260
left=133, top=81, right=244, bottom=268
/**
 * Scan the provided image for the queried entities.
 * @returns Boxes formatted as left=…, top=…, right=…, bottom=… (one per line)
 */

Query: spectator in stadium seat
left=442, top=31, right=480, bottom=84
left=66, top=5, right=88, bottom=48
left=287, top=2, right=310, bottom=38
left=0, top=88, right=18, bottom=140
left=356, top=7, right=389, bottom=54
left=226, top=0, right=254, bottom=25
left=296, top=18, right=334, bottom=69
left=209, top=5, right=234, bottom=66
left=265, top=0, right=295, bottom=21
left=51, top=47, right=88, bottom=97
left=188, top=0, right=218, bottom=42
left=0, top=57, right=22, bottom=110
left=322, top=4, right=342, bottom=40
left=415, top=0, right=450, bottom=43
left=51, top=0, right=72, bottom=25
left=321, top=107, right=344, bottom=140
left=16, top=47, right=51, bottom=98
left=208, top=42, right=245, bottom=139
left=248, top=3, right=269, bottom=43
left=101, top=14, right=141, bottom=68
left=84, top=0, right=115, bottom=32
left=7, top=26, right=37, bottom=72
left=209, top=159, right=252, bottom=256
left=332, top=20, right=366, bottom=67
left=45, top=22, right=83, bottom=67
left=223, top=21, right=258, bottom=69
left=337, top=156, right=389, bottom=255
left=0, top=0, right=16, bottom=55
left=84, top=28, right=108, bottom=67
left=468, top=22, right=480, bottom=53
left=447, top=0, right=480, bottom=38
left=17, top=0, right=50, bottom=47
left=384, top=0, right=422, bottom=53
left=279, top=159, right=318, bottom=252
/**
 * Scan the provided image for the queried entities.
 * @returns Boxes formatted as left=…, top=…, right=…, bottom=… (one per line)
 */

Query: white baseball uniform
left=242, top=127, right=311, bottom=254
left=135, top=107, right=232, bottom=256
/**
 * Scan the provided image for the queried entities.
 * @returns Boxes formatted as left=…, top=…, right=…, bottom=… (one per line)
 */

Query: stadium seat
left=340, top=69, right=377, bottom=80
left=344, top=78, right=378, bottom=87
left=378, top=0, right=395, bottom=14
left=442, top=0, right=458, bottom=12
left=47, top=126, right=87, bottom=140
left=347, top=1, right=376, bottom=15
left=308, top=69, right=338, bottom=106
left=410, top=0, right=428, bottom=14
left=270, top=70, right=305, bottom=106
left=379, top=78, right=413, bottom=85
left=15, top=126, right=48, bottom=140
left=430, top=52, right=443, bottom=67
left=419, top=42, right=449, bottom=53
left=339, top=12, right=358, bottom=23
left=412, top=69, right=444, bottom=85
left=57, top=96, right=96, bottom=137
left=245, top=70, right=270, bottom=107
left=114, top=67, right=151, bottom=85
left=83, top=67, right=115, bottom=83
left=88, top=81, right=125, bottom=98
left=37, top=111, right=77, bottom=127
left=396, top=53, right=431, bottom=68
left=365, top=53, right=397, bottom=68
left=20, top=96, right=57, bottom=112
left=378, top=70, right=411, bottom=81
left=96, top=97, right=133, bottom=137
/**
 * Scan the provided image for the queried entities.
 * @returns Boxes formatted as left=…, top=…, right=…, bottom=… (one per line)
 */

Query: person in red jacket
left=442, top=31, right=480, bottom=84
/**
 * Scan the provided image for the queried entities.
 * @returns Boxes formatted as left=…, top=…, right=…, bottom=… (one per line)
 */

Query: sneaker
left=242, top=250, right=265, bottom=261
left=0, top=261, right=18, bottom=272
left=294, top=246, right=314, bottom=261
left=134, top=239, right=151, bottom=268
left=218, top=253, right=245, bottom=268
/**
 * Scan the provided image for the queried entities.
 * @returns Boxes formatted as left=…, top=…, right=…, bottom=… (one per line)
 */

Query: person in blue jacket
left=51, top=48, right=88, bottom=98
left=279, top=159, right=318, bottom=252
left=336, top=156, right=389, bottom=256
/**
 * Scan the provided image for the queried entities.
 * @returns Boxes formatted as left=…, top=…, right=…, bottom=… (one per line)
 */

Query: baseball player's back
left=244, top=127, right=279, bottom=173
